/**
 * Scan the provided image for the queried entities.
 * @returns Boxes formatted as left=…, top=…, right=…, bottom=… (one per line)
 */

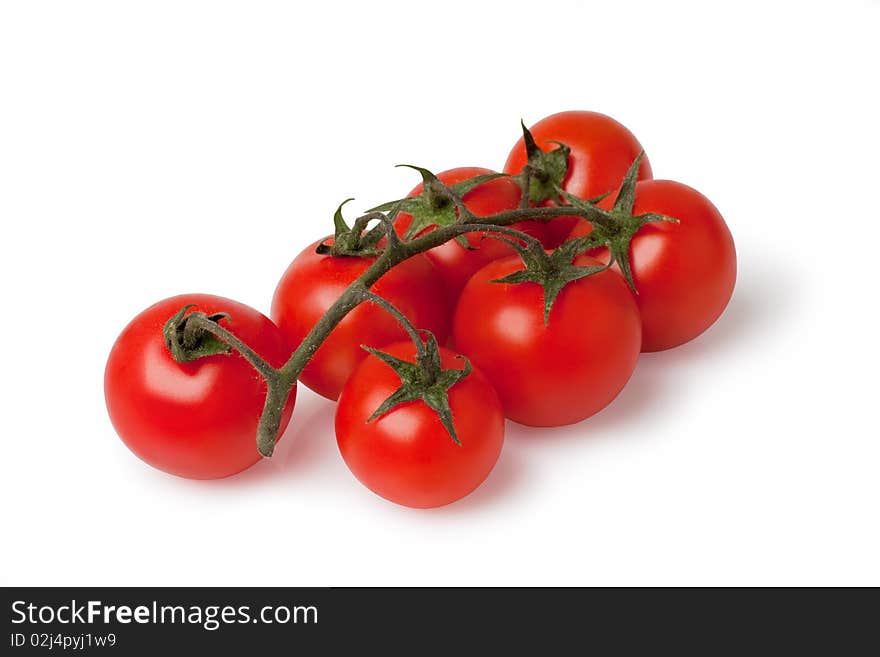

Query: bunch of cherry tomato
left=105, top=110, right=737, bottom=508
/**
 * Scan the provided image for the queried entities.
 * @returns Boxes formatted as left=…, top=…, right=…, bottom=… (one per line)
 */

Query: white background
left=1, top=1, right=878, bottom=586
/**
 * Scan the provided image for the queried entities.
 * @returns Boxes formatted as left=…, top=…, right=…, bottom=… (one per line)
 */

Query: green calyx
left=368, top=165, right=506, bottom=249
left=516, top=120, right=571, bottom=204
left=316, top=199, right=390, bottom=257
left=557, top=152, right=677, bottom=292
left=486, top=227, right=607, bottom=325
left=163, top=305, right=231, bottom=363
left=363, top=331, right=471, bottom=446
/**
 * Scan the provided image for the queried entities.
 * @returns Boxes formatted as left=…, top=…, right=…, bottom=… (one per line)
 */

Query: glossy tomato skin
left=503, top=111, right=653, bottom=247
left=395, top=167, right=545, bottom=298
left=570, top=180, right=736, bottom=352
left=335, top=342, right=504, bottom=508
left=453, top=255, right=641, bottom=427
left=104, top=294, right=295, bottom=480
left=271, top=240, right=452, bottom=400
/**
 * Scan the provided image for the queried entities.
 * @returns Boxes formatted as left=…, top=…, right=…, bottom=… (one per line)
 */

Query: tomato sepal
left=163, top=305, right=233, bottom=363
left=367, top=166, right=507, bottom=244
left=514, top=119, right=571, bottom=204
left=315, top=199, right=392, bottom=258
left=361, top=332, right=472, bottom=446
left=558, top=153, right=678, bottom=292
left=482, top=227, right=609, bottom=325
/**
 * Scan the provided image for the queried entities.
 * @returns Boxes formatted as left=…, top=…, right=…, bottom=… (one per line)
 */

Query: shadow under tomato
left=648, top=246, right=796, bottom=365
left=500, top=354, right=670, bottom=446
left=193, top=394, right=338, bottom=489
left=423, top=441, right=524, bottom=515
left=273, top=397, right=339, bottom=476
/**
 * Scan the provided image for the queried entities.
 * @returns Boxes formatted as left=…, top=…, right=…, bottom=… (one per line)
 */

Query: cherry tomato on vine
left=569, top=179, right=736, bottom=352
left=271, top=239, right=452, bottom=400
left=395, top=167, right=546, bottom=297
left=335, top=341, right=504, bottom=508
left=453, top=255, right=641, bottom=427
left=104, top=294, right=295, bottom=480
left=504, top=111, right=653, bottom=247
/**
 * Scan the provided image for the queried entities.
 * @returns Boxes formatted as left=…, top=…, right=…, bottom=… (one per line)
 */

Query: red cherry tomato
left=271, top=240, right=452, bottom=400
left=569, top=180, right=736, bottom=352
left=453, top=255, right=641, bottom=426
left=395, top=167, right=545, bottom=298
left=104, top=294, right=295, bottom=480
left=504, top=111, right=653, bottom=246
left=335, top=341, right=504, bottom=508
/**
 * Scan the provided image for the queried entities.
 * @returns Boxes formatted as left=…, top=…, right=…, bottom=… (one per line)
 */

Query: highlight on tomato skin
left=452, top=254, right=642, bottom=427
left=569, top=179, right=737, bottom=352
left=394, top=166, right=547, bottom=298
left=270, top=238, right=453, bottom=401
left=104, top=294, right=296, bottom=480
left=503, top=110, right=653, bottom=247
left=334, top=341, right=505, bottom=509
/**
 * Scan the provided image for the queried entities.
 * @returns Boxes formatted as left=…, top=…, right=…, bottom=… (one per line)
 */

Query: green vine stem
left=277, top=207, right=595, bottom=380
left=173, top=310, right=293, bottom=457
left=357, top=289, right=472, bottom=444
left=167, top=184, right=614, bottom=456
left=359, top=289, right=429, bottom=362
